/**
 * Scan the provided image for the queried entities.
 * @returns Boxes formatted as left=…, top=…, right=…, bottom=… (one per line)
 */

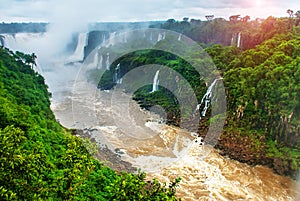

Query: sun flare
left=255, top=0, right=262, bottom=6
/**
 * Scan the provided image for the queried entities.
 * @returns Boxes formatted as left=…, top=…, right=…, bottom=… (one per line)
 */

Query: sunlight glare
left=255, top=0, right=262, bottom=6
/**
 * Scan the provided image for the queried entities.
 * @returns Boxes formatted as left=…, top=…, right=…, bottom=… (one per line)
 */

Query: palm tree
left=295, top=11, right=300, bottom=26
left=26, top=53, right=37, bottom=69
left=241, top=15, right=250, bottom=22
left=287, top=9, right=294, bottom=29
left=205, top=15, right=214, bottom=21
left=287, top=9, right=294, bottom=18
left=229, top=15, right=240, bottom=23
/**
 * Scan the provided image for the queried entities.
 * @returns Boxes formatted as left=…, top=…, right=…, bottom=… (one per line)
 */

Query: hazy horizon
left=1, top=0, right=299, bottom=24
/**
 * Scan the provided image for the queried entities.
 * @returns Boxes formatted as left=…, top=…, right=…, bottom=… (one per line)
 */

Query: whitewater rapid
left=45, top=60, right=300, bottom=201
left=4, top=32, right=299, bottom=201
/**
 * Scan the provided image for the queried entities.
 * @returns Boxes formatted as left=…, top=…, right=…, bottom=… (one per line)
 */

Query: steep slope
left=0, top=47, right=180, bottom=200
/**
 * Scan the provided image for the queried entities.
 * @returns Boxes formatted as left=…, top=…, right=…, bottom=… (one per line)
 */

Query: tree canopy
left=0, top=47, right=181, bottom=200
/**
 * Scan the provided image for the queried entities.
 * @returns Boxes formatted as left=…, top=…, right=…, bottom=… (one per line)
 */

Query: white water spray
left=97, top=53, right=103, bottom=69
left=237, top=32, right=241, bottom=48
left=151, top=70, right=160, bottom=92
left=106, top=52, right=110, bottom=70
left=230, top=33, right=235, bottom=46
left=114, top=63, right=122, bottom=84
left=67, top=32, right=88, bottom=62
left=195, top=78, right=223, bottom=117
left=178, top=34, right=182, bottom=41
left=157, top=33, right=163, bottom=42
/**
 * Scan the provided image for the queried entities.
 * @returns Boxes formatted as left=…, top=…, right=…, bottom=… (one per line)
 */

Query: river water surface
left=45, top=61, right=300, bottom=201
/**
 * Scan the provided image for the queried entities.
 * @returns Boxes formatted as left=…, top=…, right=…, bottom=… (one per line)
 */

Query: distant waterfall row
left=81, top=30, right=168, bottom=70
left=0, top=30, right=169, bottom=66
left=0, top=33, right=45, bottom=52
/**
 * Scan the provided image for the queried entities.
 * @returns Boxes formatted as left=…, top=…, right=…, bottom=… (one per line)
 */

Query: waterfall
left=195, top=78, right=223, bottom=117
left=4, top=34, right=17, bottom=49
left=237, top=32, right=241, bottom=48
left=157, top=33, right=163, bottom=42
left=97, top=53, right=103, bottom=69
left=230, top=32, right=241, bottom=48
left=114, top=63, right=122, bottom=84
left=102, top=33, right=106, bottom=42
left=162, top=32, right=166, bottom=40
left=106, top=53, right=110, bottom=70
left=178, top=34, right=182, bottom=41
left=108, top=32, right=117, bottom=46
left=70, top=33, right=88, bottom=62
left=151, top=70, right=160, bottom=93
left=230, top=33, right=235, bottom=46
left=150, top=32, right=153, bottom=41
left=1, top=33, right=43, bottom=51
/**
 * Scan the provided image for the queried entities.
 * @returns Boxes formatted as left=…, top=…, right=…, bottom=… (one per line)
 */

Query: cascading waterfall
left=230, top=32, right=241, bottom=48
left=157, top=33, right=163, bottom=42
left=7, top=27, right=296, bottom=201
left=2, top=34, right=16, bottom=49
left=102, top=33, right=106, bottom=43
left=106, top=52, right=110, bottom=70
left=230, top=33, right=235, bottom=46
left=151, top=70, right=160, bottom=93
left=108, top=32, right=117, bottom=46
left=114, top=63, right=122, bottom=84
left=178, top=34, right=182, bottom=41
left=97, top=53, right=103, bottom=69
left=195, top=78, right=222, bottom=118
left=237, top=32, right=241, bottom=48
left=1, top=33, right=44, bottom=51
left=68, top=32, right=88, bottom=62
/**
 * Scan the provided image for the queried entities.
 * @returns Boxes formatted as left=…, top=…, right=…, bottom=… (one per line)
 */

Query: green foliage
left=224, top=33, right=300, bottom=145
left=219, top=32, right=300, bottom=176
left=0, top=48, right=181, bottom=200
left=97, top=21, right=300, bottom=177
left=97, top=70, right=115, bottom=90
left=151, top=16, right=296, bottom=50
left=97, top=48, right=206, bottom=126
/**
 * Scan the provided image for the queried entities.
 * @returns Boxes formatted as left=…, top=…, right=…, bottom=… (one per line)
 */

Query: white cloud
left=0, top=0, right=299, bottom=23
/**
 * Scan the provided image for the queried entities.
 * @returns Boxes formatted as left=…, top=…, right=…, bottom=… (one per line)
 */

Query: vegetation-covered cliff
left=97, top=16, right=300, bottom=179
left=0, top=47, right=180, bottom=200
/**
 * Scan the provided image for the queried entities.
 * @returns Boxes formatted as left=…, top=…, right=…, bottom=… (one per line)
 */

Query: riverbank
left=48, top=65, right=299, bottom=200
left=71, top=128, right=137, bottom=173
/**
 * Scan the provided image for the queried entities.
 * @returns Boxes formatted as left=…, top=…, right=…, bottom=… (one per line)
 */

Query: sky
left=0, top=0, right=299, bottom=24
left=0, top=0, right=299, bottom=58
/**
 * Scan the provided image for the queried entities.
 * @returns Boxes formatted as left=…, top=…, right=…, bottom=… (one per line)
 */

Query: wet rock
left=72, top=129, right=137, bottom=173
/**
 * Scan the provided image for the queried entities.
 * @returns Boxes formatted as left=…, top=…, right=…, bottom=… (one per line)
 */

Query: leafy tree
left=0, top=48, right=181, bottom=200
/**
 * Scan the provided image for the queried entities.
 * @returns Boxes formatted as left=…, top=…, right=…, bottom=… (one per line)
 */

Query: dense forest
left=150, top=13, right=300, bottom=50
left=0, top=23, right=48, bottom=33
left=0, top=47, right=181, bottom=200
left=97, top=15, right=300, bottom=178
left=1, top=12, right=300, bottom=199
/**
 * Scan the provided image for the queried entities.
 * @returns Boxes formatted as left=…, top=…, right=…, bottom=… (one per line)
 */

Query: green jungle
left=97, top=15, right=300, bottom=179
left=1, top=14, right=300, bottom=200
